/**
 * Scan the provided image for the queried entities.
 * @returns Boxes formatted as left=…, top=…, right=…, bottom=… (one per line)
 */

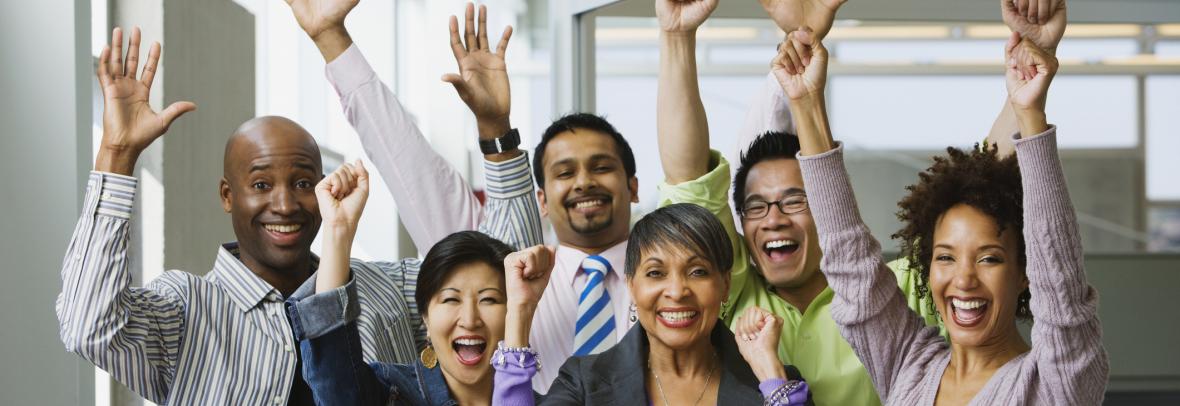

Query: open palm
left=1005, top=34, right=1058, bottom=111
left=772, top=31, right=828, bottom=100
left=286, top=0, right=357, bottom=39
left=760, top=0, right=847, bottom=39
left=655, top=0, right=719, bottom=33
left=1001, top=0, right=1066, bottom=52
left=98, top=27, right=195, bottom=157
left=444, top=3, right=512, bottom=122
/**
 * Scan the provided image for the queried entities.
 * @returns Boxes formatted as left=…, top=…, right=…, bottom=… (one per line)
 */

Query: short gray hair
left=624, top=203, right=733, bottom=278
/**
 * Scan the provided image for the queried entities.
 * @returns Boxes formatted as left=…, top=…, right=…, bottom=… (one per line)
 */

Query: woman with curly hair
left=770, top=24, right=1108, bottom=405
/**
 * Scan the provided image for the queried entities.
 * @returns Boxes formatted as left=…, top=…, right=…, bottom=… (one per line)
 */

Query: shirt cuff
left=656, top=150, right=731, bottom=213
left=89, top=171, right=139, bottom=220
left=483, top=152, right=534, bottom=199
left=1011, top=124, right=1058, bottom=144
left=759, top=378, right=787, bottom=396
left=325, top=44, right=379, bottom=99
left=287, top=278, right=360, bottom=340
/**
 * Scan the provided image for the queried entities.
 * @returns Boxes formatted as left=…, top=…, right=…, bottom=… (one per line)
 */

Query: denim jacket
left=287, top=279, right=457, bottom=406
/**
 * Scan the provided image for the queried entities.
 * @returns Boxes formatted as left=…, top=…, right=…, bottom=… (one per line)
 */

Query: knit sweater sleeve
left=797, top=143, right=946, bottom=401
left=1012, top=127, right=1109, bottom=404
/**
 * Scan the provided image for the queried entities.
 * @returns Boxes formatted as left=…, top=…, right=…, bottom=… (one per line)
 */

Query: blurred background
left=3, top=0, right=1178, bottom=404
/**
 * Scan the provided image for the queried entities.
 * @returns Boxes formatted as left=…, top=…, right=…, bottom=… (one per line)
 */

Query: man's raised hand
left=656, top=0, right=719, bottom=33
left=759, top=0, right=847, bottom=40
left=285, top=0, right=358, bottom=61
left=443, top=2, right=513, bottom=139
left=1002, top=0, right=1066, bottom=53
left=95, top=27, right=196, bottom=176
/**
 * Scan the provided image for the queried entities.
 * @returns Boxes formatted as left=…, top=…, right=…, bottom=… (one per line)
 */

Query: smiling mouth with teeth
left=762, top=239, right=800, bottom=261
left=263, top=224, right=302, bottom=233
left=570, top=199, right=607, bottom=210
left=949, top=297, right=989, bottom=327
left=452, top=337, right=488, bottom=366
left=656, top=309, right=700, bottom=328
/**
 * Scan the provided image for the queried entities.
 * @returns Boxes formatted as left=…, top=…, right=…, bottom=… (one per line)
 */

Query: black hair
left=893, top=144, right=1031, bottom=320
left=414, top=231, right=514, bottom=316
left=532, top=113, right=637, bottom=189
left=624, top=203, right=734, bottom=278
left=732, top=131, right=803, bottom=214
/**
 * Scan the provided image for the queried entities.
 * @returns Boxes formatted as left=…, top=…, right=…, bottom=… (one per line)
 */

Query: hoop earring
left=628, top=302, right=638, bottom=323
left=420, top=343, right=438, bottom=369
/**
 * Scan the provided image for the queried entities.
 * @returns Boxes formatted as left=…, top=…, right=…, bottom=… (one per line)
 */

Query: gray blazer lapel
left=588, top=325, right=648, bottom=405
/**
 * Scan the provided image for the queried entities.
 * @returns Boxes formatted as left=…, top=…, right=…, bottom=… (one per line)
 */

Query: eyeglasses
left=739, top=194, right=809, bottom=219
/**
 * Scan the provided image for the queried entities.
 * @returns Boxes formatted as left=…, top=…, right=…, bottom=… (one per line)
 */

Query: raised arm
left=655, top=0, right=717, bottom=184
left=286, top=0, right=484, bottom=251
left=284, top=162, right=395, bottom=406
left=987, top=0, right=1065, bottom=155
left=56, top=26, right=196, bottom=403
left=447, top=3, right=543, bottom=251
left=314, top=161, right=370, bottom=293
left=493, top=245, right=555, bottom=406
left=1004, top=32, right=1108, bottom=403
left=736, top=0, right=847, bottom=160
left=780, top=31, right=942, bottom=399
left=773, top=30, right=833, bottom=155
left=735, top=307, right=812, bottom=405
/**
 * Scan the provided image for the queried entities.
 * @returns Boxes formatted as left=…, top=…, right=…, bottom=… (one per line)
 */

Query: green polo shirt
left=657, top=151, right=943, bottom=406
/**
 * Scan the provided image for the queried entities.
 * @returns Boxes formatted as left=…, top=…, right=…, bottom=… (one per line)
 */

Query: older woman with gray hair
left=491, top=203, right=812, bottom=406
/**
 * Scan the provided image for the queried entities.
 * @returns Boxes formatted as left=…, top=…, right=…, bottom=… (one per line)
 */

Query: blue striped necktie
left=573, top=255, right=616, bottom=356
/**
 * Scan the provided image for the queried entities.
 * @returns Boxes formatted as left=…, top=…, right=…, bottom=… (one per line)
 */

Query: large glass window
left=593, top=18, right=1173, bottom=252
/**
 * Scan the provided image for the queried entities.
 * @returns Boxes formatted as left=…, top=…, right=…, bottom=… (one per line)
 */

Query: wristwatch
left=479, top=128, right=521, bottom=155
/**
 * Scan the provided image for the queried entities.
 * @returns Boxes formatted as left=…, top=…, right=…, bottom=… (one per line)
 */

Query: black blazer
left=541, top=321, right=809, bottom=405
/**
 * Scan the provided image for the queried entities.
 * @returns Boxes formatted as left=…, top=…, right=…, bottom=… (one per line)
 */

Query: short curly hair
left=892, top=144, right=1032, bottom=321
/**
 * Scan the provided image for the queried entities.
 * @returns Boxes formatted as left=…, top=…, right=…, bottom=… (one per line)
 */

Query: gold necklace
left=649, top=353, right=718, bottom=406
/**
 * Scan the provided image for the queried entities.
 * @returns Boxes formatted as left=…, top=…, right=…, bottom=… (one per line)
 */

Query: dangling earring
left=628, top=302, right=638, bottom=323
left=420, top=342, right=438, bottom=369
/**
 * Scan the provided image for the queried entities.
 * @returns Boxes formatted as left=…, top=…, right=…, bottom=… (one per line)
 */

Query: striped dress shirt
left=529, top=243, right=636, bottom=393
left=57, top=154, right=539, bottom=406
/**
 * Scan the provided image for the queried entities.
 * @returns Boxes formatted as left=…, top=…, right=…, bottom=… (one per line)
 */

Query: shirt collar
left=555, top=240, right=628, bottom=287
left=212, top=242, right=319, bottom=312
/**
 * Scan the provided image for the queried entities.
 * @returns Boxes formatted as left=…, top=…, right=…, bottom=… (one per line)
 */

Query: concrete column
left=0, top=0, right=96, bottom=404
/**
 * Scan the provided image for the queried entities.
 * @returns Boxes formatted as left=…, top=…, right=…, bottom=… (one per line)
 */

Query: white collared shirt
left=528, top=241, right=636, bottom=393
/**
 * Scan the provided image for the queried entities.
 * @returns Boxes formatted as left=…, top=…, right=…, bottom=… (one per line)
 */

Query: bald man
left=56, top=28, right=540, bottom=405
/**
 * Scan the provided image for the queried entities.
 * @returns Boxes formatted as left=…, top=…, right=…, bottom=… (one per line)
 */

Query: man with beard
left=655, top=0, right=1066, bottom=404
left=57, top=26, right=539, bottom=405
left=285, top=0, right=639, bottom=393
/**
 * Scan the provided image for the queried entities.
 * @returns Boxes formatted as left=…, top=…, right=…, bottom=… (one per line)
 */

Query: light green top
left=657, top=151, right=943, bottom=406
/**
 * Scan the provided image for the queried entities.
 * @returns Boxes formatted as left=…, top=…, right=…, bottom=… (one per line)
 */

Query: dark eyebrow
left=743, top=188, right=806, bottom=204
left=587, top=154, right=620, bottom=163
left=978, top=244, right=1007, bottom=252
left=478, top=288, right=504, bottom=295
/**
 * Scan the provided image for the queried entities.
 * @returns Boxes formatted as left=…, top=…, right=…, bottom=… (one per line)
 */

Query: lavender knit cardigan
left=797, top=127, right=1108, bottom=405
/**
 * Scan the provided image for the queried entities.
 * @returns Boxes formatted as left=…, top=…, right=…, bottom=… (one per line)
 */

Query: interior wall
left=0, top=0, right=95, bottom=405
left=847, top=151, right=1143, bottom=253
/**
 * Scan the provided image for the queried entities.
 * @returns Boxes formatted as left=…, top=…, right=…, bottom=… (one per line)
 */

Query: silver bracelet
left=492, top=340, right=541, bottom=371
left=765, top=380, right=808, bottom=406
